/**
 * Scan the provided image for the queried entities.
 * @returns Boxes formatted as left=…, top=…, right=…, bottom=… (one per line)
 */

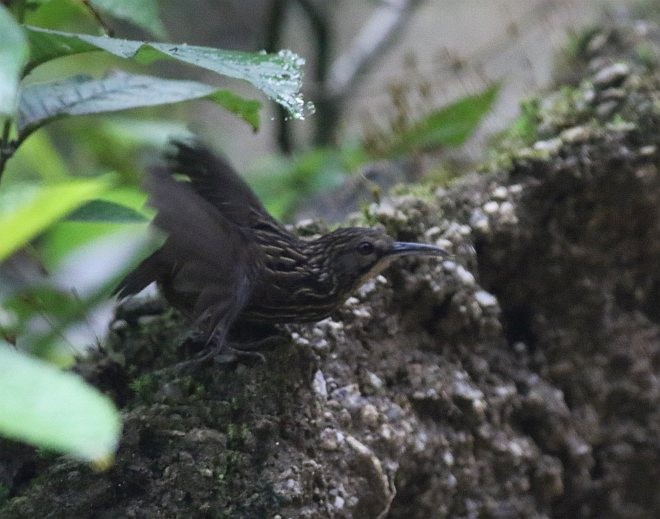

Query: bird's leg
left=222, top=323, right=289, bottom=355
left=169, top=323, right=288, bottom=373
left=214, top=332, right=288, bottom=363
left=174, top=329, right=269, bottom=370
left=213, top=343, right=267, bottom=364
left=228, top=334, right=288, bottom=351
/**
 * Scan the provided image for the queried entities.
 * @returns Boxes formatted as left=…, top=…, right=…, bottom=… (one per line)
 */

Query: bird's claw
left=214, top=346, right=266, bottom=364
left=170, top=339, right=268, bottom=373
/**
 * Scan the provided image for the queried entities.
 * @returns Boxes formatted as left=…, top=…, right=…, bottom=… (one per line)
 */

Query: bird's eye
left=357, top=241, right=375, bottom=255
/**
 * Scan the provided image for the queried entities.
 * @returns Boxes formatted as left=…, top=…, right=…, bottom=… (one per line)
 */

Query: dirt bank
left=2, top=18, right=660, bottom=519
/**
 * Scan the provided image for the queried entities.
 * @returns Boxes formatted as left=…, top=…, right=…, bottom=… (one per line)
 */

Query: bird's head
left=314, top=227, right=447, bottom=293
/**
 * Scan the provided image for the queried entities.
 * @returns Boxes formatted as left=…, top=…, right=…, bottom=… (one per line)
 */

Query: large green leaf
left=383, top=84, right=500, bottom=156
left=65, top=199, right=147, bottom=223
left=25, top=0, right=95, bottom=31
left=0, top=343, right=120, bottom=462
left=0, top=176, right=113, bottom=261
left=37, top=187, right=151, bottom=267
left=0, top=6, right=29, bottom=117
left=24, top=26, right=306, bottom=118
left=89, top=0, right=166, bottom=38
left=17, top=71, right=261, bottom=136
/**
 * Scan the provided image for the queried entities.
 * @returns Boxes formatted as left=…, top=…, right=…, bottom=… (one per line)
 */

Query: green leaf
left=0, top=6, right=29, bottom=117
left=24, top=26, right=305, bottom=118
left=0, top=131, right=71, bottom=186
left=384, top=84, right=500, bottom=156
left=0, top=176, right=113, bottom=261
left=89, top=0, right=166, bottom=38
left=97, top=117, right=192, bottom=148
left=17, top=71, right=261, bottom=135
left=206, top=89, right=261, bottom=131
left=0, top=343, right=120, bottom=462
left=250, top=148, right=350, bottom=219
left=65, top=199, right=147, bottom=222
left=25, top=0, right=94, bottom=31
left=40, top=220, right=143, bottom=268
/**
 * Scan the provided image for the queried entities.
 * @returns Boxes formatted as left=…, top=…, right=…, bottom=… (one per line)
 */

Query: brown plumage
left=116, top=140, right=446, bottom=353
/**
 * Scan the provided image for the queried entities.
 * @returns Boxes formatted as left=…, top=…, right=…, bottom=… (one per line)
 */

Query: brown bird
left=116, top=140, right=446, bottom=360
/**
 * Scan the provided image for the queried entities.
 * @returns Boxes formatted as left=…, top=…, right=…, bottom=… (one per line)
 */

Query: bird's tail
left=114, top=250, right=162, bottom=298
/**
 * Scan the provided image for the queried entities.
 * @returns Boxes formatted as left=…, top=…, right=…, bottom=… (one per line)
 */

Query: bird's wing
left=115, top=167, right=257, bottom=330
left=168, top=139, right=282, bottom=230
left=146, top=166, right=249, bottom=267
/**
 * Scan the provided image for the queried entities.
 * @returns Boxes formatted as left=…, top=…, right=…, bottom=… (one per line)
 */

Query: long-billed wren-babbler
left=116, top=140, right=446, bottom=361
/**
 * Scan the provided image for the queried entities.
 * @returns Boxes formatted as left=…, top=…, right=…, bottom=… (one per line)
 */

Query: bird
left=115, top=140, right=446, bottom=361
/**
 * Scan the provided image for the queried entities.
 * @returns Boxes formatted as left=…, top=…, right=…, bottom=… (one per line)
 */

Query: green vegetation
left=0, top=0, right=497, bottom=467
left=0, top=0, right=305, bottom=464
left=0, top=343, right=120, bottom=463
left=258, top=85, right=499, bottom=220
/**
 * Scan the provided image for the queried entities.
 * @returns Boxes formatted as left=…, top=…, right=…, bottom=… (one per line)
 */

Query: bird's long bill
left=388, top=241, right=448, bottom=257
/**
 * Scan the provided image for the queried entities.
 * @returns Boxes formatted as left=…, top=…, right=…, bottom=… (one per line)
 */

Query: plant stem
left=0, top=120, right=15, bottom=183
left=80, top=0, right=114, bottom=35
left=13, top=0, right=26, bottom=23
left=265, top=0, right=292, bottom=154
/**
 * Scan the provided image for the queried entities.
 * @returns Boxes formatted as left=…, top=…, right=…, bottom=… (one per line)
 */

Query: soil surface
left=2, top=18, right=660, bottom=519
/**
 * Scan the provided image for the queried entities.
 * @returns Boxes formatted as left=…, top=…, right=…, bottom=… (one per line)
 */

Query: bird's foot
left=162, top=344, right=245, bottom=375
left=213, top=344, right=266, bottom=365
left=214, top=333, right=290, bottom=363
left=171, top=332, right=287, bottom=373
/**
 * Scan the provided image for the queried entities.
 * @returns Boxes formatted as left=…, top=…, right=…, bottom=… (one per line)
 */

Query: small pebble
left=436, top=238, right=453, bottom=251
left=583, top=88, right=596, bottom=103
left=596, top=100, right=619, bottom=119
left=338, top=409, right=352, bottom=427
left=352, top=307, right=371, bottom=319
left=110, top=319, right=128, bottom=332
left=599, top=87, right=625, bottom=101
left=491, top=186, right=508, bottom=200
left=561, top=126, right=590, bottom=143
left=357, top=279, right=378, bottom=297
left=424, top=226, right=442, bottom=240
left=474, top=290, right=498, bottom=308
left=313, top=370, right=328, bottom=398
left=332, top=384, right=364, bottom=410
left=533, top=138, right=562, bottom=153
left=593, top=62, right=630, bottom=88
left=365, top=371, right=384, bottom=391
left=136, top=315, right=160, bottom=326
left=442, top=451, right=454, bottom=466
left=499, top=201, right=516, bottom=223
left=455, top=266, right=476, bottom=286
left=509, top=440, right=524, bottom=458
left=470, top=209, right=490, bottom=233
left=483, top=201, right=500, bottom=214
left=639, top=145, right=657, bottom=156
left=442, top=259, right=457, bottom=272
left=586, top=32, right=607, bottom=54
left=360, top=404, right=379, bottom=427
left=320, top=428, right=344, bottom=451
left=458, top=224, right=472, bottom=236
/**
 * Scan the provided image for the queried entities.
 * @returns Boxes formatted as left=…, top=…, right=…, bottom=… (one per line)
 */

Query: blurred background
left=158, top=0, right=635, bottom=167
left=0, top=0, right=647, bottom=360
left=8, top=1, right=648, bottom=217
